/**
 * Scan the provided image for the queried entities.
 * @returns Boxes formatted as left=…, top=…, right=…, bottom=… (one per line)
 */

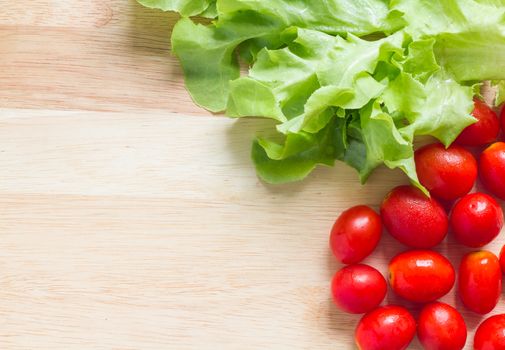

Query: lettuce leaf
left=391, top=0, right=505, bottom=38
left=217, top=0, right=405, bottom=36
left=392, top=0, right=505, bottom=82
left=493, top=80, right=505, bottom=106
left=384, top=71, right=475, bottom=146
left=137, top=0, right=217, bottom=17
left=434, top=30, right=505, bottom=81
left=171, top=16, right=281, bottom=112
left=252, top=117, right=345, bottom=184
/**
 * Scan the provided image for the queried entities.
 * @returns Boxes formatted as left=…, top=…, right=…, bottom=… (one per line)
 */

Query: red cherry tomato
left=455, top=99, right=499, bottom=146
left=355, top=305, right=416, bottom=350
left=459, top=250, right=501, bottom=314
left=415, top=143, right=477, bottom=201
left=329, top=205, right=382, bottom=264
left=418, top=302, right=467, bottom=350
left=380, top=185, right=448, bottom=248
left=500, top=245, right=505, bottom=274
left=388, top=250, right=455, bottom=303
left=331, top=264, right=387, bottom=314
left=450, top=193, right=504, bottom=247
left=474, top=314, right=505, bottom=350
left=480, top=142, right=505, bottom=200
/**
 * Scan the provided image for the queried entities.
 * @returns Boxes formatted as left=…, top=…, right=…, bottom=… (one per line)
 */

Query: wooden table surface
left=1, top=1, right=504, bottom=349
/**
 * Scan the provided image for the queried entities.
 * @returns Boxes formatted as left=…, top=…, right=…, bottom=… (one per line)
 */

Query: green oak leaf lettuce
left=171, top=0, right=405, bottom=111
left=228, top=29, right=402, bottom=126
left=228, top=27, right=474, bottom=186
left=229, top=29, right=404, bottom=131
left=138, top=0, right=505, bottom=188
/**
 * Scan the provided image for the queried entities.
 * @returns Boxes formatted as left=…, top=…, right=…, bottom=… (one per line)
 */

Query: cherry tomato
left=459, top=250, right=501, bottom=314
left=331, top=264, right=386, bottom=314
left=418, top=302, right=467, bottom=350
left=329, top=205, right=382, bottom=264
left=474, top=314, right=505, bottom=350
left=480, top=142, right=505, bottom=200
left=450, top=193, right=504, bottom=247
left=380, top=186, right=448, bottom=248
left=388, top=250, right=455, bottom=303
left=355, top=305, right=415, bottom=350
left=415, top=143, right=477, bottom=201
left=455, top=98, right=499, bottom=146
left=500, top=245, right=505, bottom=274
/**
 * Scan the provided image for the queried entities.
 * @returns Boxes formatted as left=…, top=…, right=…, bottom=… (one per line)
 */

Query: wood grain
left=0, top=0, right=209, bottom=115
left=1, top=1, right=504, bottom=349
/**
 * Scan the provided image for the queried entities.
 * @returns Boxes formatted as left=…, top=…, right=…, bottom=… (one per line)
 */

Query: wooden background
left=1, top=1, right=503, bottom=349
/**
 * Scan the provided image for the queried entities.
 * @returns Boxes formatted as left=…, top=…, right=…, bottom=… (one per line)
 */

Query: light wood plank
left=0, top=0, right=209, bottom=115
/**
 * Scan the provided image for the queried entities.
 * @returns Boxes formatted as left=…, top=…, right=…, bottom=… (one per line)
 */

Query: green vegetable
left=137, top=0, right=217, bottom=17
left=139, top=0, right=505, bottom=189
left=392, top=0, right=505, bottom=82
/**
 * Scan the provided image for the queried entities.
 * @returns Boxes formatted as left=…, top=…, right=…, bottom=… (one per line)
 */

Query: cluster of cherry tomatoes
left=329, top=99, right=505, bottom=350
